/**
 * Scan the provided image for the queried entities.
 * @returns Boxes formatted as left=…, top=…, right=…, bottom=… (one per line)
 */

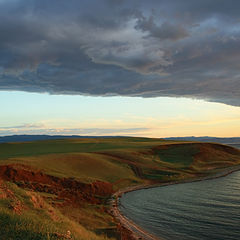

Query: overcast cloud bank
left=0, top=0, right=239, bottom=106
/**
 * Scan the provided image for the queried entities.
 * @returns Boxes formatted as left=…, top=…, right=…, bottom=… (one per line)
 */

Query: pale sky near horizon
left=1, top=91, right=240, bottom=137
left=0, top=1, right=240, bottom=137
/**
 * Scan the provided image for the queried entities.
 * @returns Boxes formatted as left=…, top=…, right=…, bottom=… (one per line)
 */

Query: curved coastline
left=110, top=164, right=240, bottom=240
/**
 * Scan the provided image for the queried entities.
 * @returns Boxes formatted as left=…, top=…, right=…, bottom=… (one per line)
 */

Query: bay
left=120, top=170, right=240, bottom=240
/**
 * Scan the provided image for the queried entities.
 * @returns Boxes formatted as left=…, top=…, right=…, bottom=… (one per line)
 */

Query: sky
left=0, top=0, right=240, bottom=137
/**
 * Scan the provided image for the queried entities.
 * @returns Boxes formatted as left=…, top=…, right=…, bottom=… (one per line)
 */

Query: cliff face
left=0, top=164, right=113, bottom=205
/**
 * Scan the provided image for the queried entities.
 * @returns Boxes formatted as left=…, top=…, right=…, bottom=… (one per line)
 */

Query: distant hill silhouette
left=0, top=135, right=239, bottom=146
left=0, top=135, right=114, bottom=143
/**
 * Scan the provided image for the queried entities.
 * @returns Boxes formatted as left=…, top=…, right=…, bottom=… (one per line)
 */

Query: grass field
left=0, top=137, right=240, bottom=239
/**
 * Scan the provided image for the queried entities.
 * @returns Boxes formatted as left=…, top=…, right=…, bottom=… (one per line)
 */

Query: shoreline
left=110, top=164, right=240, bottom=240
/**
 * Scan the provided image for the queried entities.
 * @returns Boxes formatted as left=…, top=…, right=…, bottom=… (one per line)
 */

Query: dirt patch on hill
left=192, top=143, right=240, bottom=170
left=0, top=164, right=113, bottom=206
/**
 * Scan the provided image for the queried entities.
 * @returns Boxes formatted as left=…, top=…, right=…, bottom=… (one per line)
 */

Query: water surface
left=120, top=170, right=240, bottom=240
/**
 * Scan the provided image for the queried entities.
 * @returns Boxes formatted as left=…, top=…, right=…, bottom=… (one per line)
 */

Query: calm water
left=120, top=170, right=240, bottom=240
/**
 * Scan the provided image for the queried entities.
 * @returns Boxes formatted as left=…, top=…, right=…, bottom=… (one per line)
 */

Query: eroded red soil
left=0, top=164, right=113, bottom=206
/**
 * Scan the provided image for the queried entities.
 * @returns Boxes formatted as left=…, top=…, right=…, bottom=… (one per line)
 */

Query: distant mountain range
left=0, top=134, right=105, bottom=143
left=0, top=135, right=240, bottom=145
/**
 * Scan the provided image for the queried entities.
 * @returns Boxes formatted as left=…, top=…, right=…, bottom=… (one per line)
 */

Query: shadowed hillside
left=0, top=137, right=240, bottom=239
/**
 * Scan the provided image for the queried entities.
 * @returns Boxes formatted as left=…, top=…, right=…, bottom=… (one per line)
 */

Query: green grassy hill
left=0, top=137, right=240, bottom=239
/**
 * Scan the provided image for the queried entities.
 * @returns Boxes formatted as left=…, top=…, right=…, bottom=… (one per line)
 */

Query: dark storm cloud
left=0, top=0, right=240, bottom=106
left=135, top=15, right=189, bottom=40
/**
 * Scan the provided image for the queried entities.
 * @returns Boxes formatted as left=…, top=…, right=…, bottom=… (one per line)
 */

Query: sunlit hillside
left=0, top=137, right=240, bottom=239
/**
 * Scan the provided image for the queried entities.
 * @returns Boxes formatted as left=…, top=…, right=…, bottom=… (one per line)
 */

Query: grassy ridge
left=0, top=137, right=240, bottom=239
left=0, top=181, right=111, bottom=240
left=0, top=137, right=165, bottom=159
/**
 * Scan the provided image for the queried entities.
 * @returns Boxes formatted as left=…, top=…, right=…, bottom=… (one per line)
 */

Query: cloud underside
left=0, top=0, right=240, bottom=106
